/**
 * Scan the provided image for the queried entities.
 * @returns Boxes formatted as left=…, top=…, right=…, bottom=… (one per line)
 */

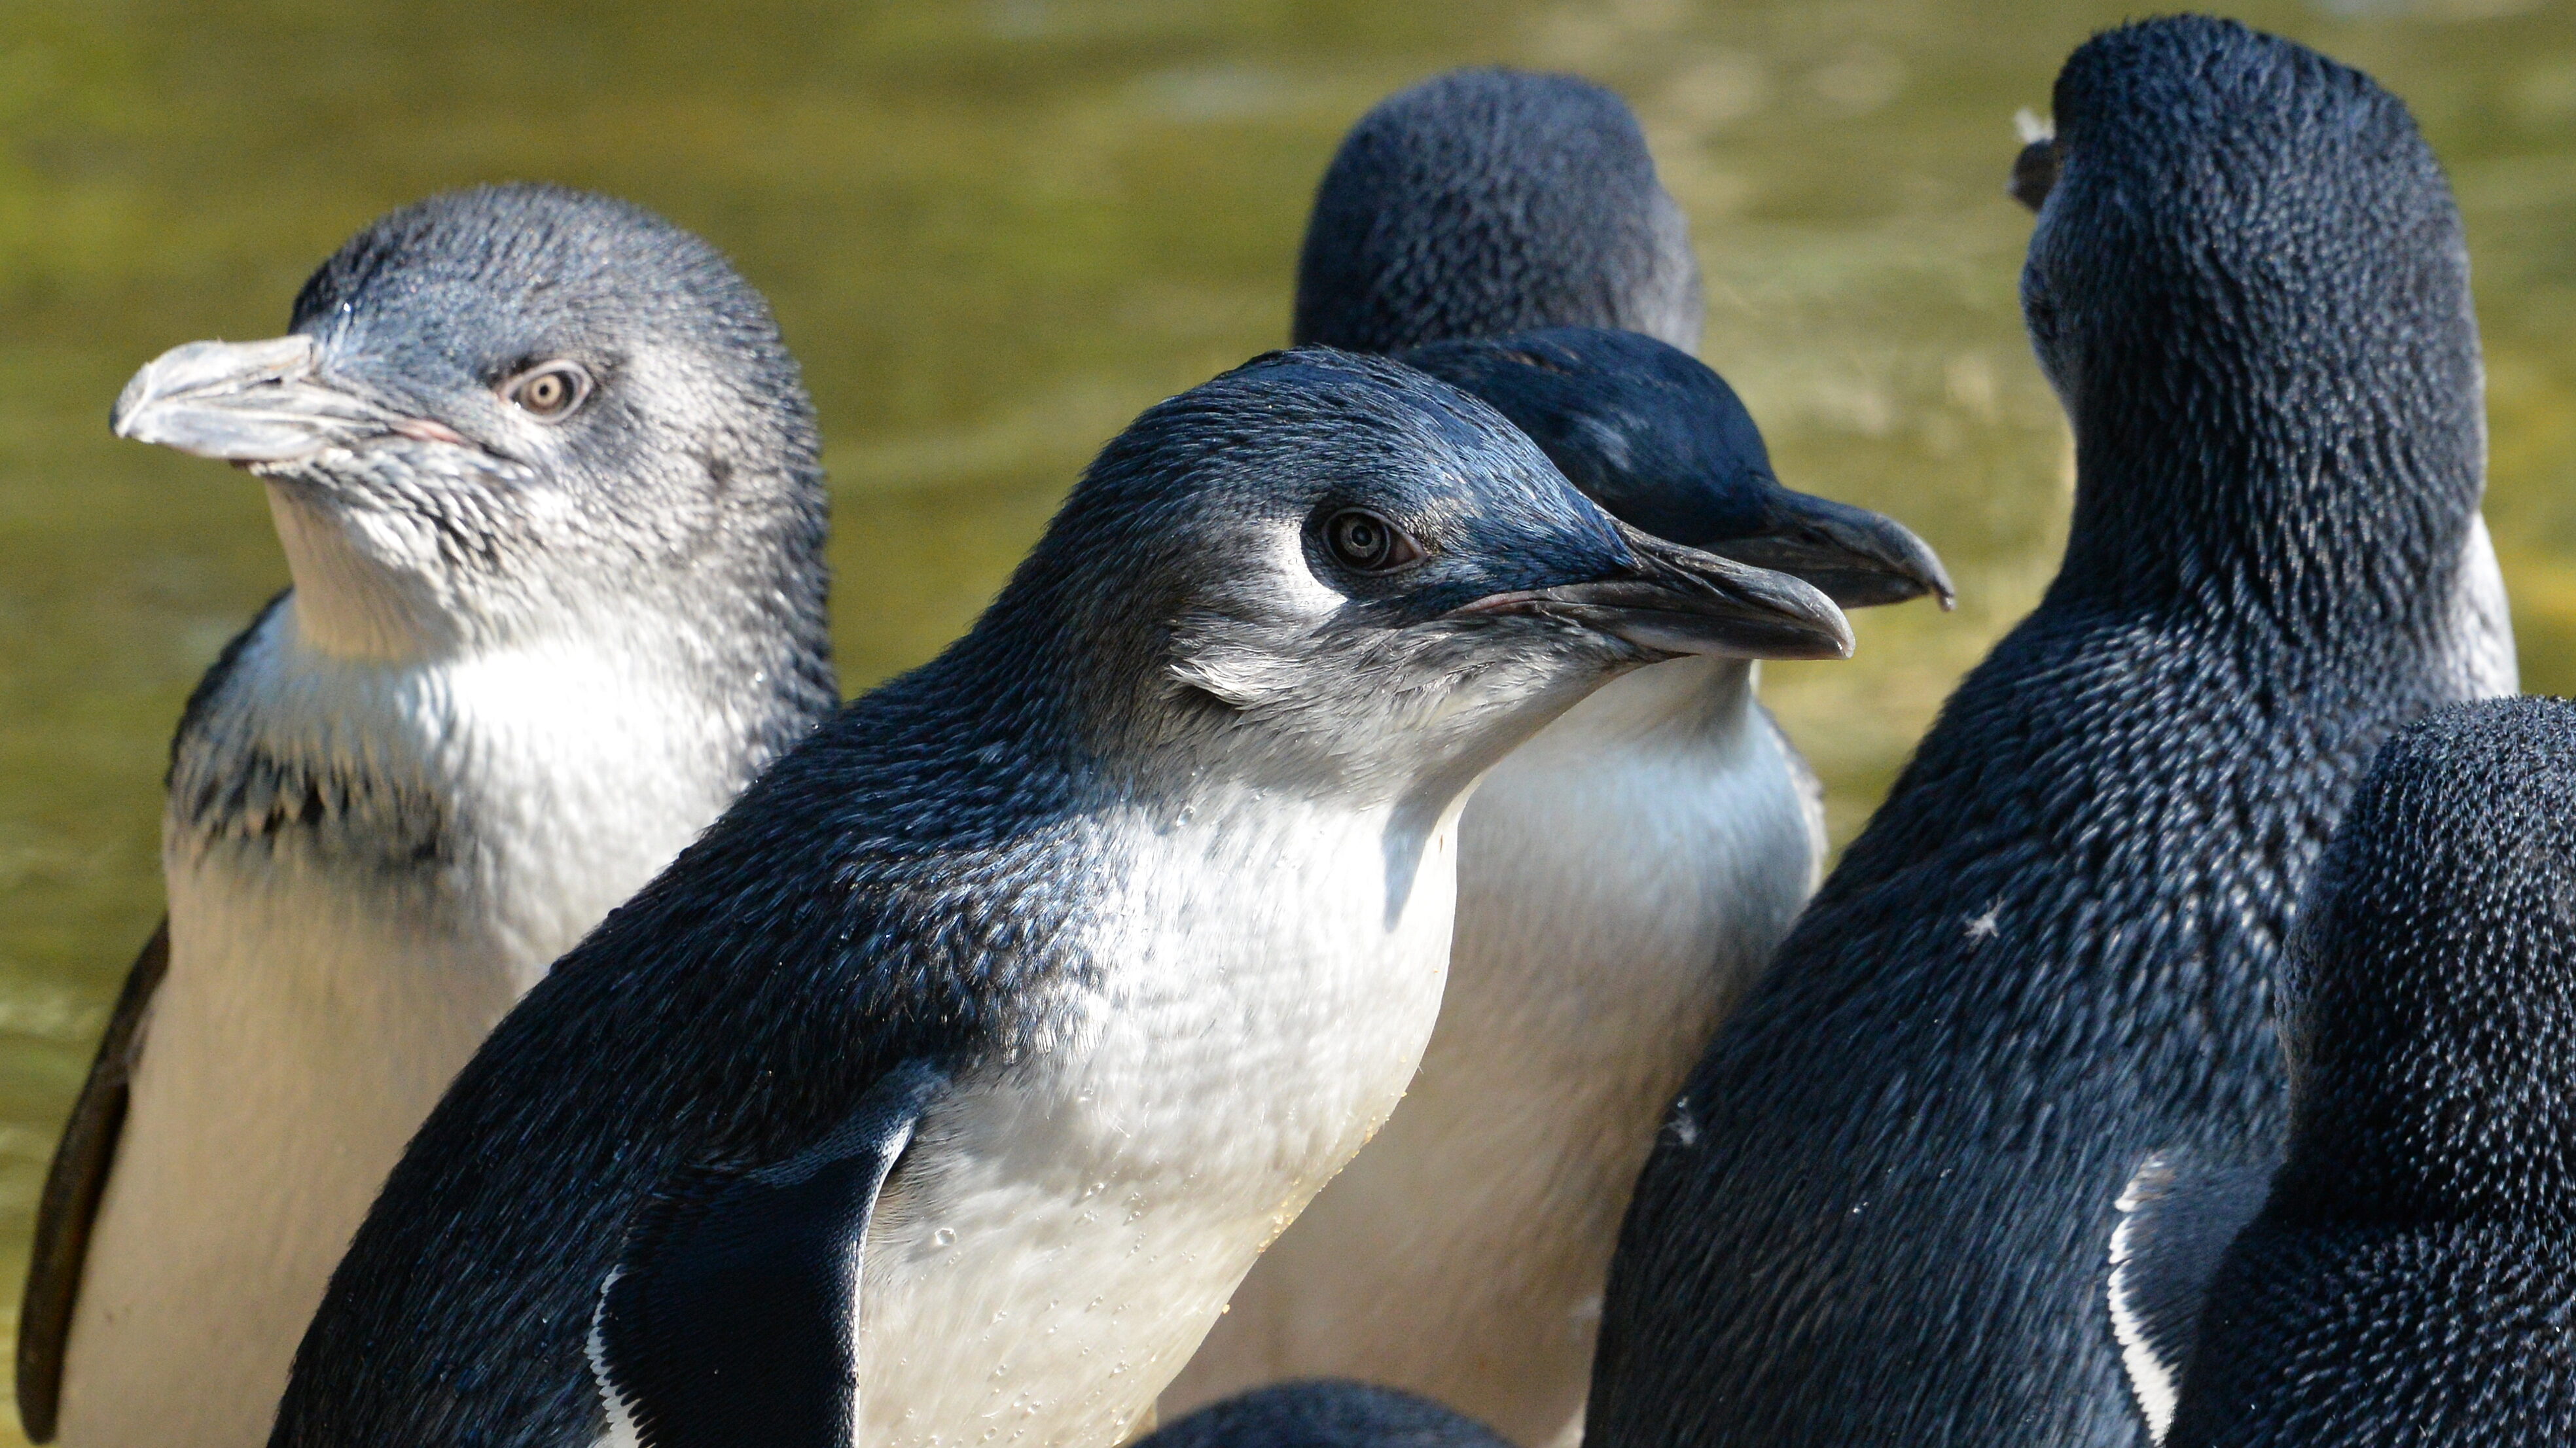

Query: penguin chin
left=259, top=459, right=647, bottom=662
left=1159, top=608, right=1630, bottom=780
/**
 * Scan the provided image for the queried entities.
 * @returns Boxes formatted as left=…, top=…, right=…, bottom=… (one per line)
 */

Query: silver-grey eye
left=501, top=362, right=593, bottom=421
left=1325, top=508, right=1424, bottom=573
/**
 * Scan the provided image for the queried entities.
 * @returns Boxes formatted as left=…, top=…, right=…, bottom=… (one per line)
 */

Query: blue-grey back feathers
left=1590, top=19, right=2492, bottom=1448
left=2160, top=699, right=2576, bottom=1448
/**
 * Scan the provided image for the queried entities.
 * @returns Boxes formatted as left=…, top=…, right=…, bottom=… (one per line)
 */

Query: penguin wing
left=15, top=919, right=171, bottom=1443
left=592, top=1058, right=947, bottom=1448
left=2106, top=1148, right=2279, bottom=1444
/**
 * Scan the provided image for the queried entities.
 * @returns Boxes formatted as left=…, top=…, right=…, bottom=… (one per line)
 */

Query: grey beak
left=1454, top=521, right=1855, bottom=662
left=111, top=336, right=441, bottom=463
left=1704, top=490, right=1956, bottom=612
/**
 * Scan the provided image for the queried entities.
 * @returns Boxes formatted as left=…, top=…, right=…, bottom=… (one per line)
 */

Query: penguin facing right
left=2115, top=698, right=2576, bottom=1448
left=264, top=349, right=1853, bottom=1448
left=1588, top=19, right=2516, bottom=1448
left=1168, top=71, right=1947, bottom=1448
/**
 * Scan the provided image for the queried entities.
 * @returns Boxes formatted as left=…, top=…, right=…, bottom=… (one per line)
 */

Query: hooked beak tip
left=109, top=334, right=461, bottom=467
left=1706, top=492, right=1956, bottom=615
left=1457, top=524, right=1856, bottom=663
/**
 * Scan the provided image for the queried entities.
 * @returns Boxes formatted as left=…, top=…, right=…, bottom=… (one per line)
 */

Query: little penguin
left=15, top=184, right=836, bottom=1448
left=1167, top=72, right=1947, bottom=1448
left=262, top=348, right=1855, bottom=1448
left=2107, top=698, right=2576, bottom=1448
left=1588, top=18, right=2518, bottom=1448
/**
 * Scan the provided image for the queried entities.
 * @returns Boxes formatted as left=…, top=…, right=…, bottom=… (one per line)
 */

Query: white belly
left=52, top=603, right=759, bottom=1448
left=54, top=858, right=533, bottom=1448
left=854, top=792, right=1463, bottom=1448
left=1165, top=659, right=1819, bottom=1446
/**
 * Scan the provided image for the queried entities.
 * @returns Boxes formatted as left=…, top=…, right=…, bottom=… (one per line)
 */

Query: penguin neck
left=2045, top=238, right=2486, bottom=657
left=166, top=581, right=821, bottom=960
left=264, top=480, right=828, bottom=688
left=2052, top=419, right=2478, bottom=659
left=1539, top=653, right=1758, bottom=746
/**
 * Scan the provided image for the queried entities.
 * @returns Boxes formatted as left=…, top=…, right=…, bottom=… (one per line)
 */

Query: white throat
left=848, top=779, right=1470, bottom=1448
left=1166, top=655, right=1823, bottom=1445
left=53, top=588, right=779, bottom=1448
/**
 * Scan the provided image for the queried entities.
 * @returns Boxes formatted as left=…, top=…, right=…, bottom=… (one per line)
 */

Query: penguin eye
left=501, top=362, right=593, bottom=422
left=1323, top=508, right=1424, bottom=574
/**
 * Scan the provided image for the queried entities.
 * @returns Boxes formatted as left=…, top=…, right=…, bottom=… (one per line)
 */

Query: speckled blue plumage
left=2167, top=698, right=2576, bottom=1448
left=1590, top=18, right=2494, bottom=1447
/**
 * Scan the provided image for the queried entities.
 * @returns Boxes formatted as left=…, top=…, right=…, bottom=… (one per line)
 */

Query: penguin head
left=2022, top=18, right=2481, bottom=615
left=111, top=183, right=828, bottom=664
left=1403, top=327, right=1952, bottom=610
left=985, top=347, right=1848, bottom=795
left=2275, top=698, right=2576, bottom=1228
left=1294, top=68, right=1702, bottom=355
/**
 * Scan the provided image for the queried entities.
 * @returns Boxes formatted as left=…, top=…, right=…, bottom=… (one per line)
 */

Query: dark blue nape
left=1402, top=328, right=1772, bottom=545
left=1403, top=327, right=1952, bottom=609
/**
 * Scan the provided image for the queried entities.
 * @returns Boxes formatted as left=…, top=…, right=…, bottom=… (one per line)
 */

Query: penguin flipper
left=2106, top=1148, right=2278, bottom=1444
left=592, top=1059, right=946, bottom=1448
left=16, top=919, right=170, bottom=1443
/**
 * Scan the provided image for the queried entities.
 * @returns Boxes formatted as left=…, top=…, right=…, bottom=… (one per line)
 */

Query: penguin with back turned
left=264, top=349, right=1855, bottom=1448
left=1588, top=19, right=2516, bottom=1448
left=17, top=185, right=834, bottom=1448
left=1168, top=71, right=1948, bottom=1448
left=2112, top=698, right=2576, bottom=1448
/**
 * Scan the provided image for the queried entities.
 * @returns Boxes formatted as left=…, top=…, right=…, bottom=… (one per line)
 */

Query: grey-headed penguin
left=15, top=184, right=836, bottom=1448
left=1589, top=18, right=2516, bottom=1448
left=2107, top=698, right=2576, bottom=1448
left=1168, top=72, right=1948, bottom=1447
left=263, top=348, right=1853, bottom=1448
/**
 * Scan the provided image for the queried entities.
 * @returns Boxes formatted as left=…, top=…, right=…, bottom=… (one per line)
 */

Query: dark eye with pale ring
left=1323, top=508, right=1424, bottom=573
left=501, top=362, right=593, bottom=421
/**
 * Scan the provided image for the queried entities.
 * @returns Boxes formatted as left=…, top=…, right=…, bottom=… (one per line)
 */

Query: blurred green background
left=1, top=0, right=2571, bottom=1424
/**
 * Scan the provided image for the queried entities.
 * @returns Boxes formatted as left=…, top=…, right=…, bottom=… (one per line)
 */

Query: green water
left=3, top=0, right=2574, bottom=1421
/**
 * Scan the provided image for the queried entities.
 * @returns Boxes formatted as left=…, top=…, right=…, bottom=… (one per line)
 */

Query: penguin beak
left=1452, top=521, right=1854, bottom=662
left=1700, top=489, right=1955, bottom=612
left=2010, top=137, right=2062, bottom=213
left=111, top=336, right=469, bottom=464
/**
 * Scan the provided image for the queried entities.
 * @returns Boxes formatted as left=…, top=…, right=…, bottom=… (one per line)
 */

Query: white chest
left=55, top=601, right=762, bottom=1448
left=1166, top=658, right=1823, bottom=1446
left=853, top=790, right=1465, bottom=1448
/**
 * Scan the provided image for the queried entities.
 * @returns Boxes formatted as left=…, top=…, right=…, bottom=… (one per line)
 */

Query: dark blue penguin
left=1588, top=18, right=2516, bottom=1448
left=262, top=348, right=1851, bottom=1448
left=2118, top=698, right=2576, bottom=1448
